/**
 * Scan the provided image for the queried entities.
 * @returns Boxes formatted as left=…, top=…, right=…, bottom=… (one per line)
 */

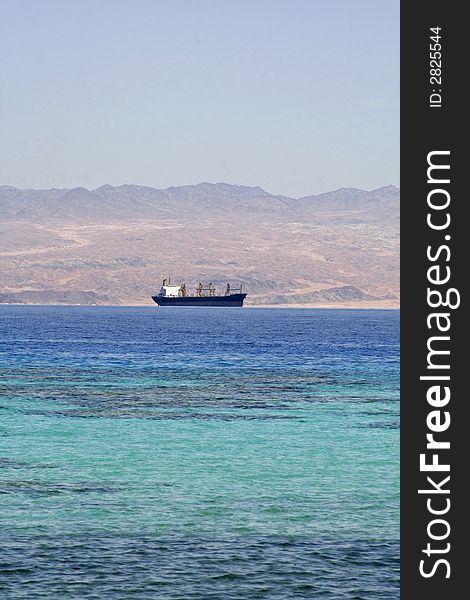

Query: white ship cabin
left=158, top=278, right=182, bottom=297
left=158, top=283, right=181, bottom=297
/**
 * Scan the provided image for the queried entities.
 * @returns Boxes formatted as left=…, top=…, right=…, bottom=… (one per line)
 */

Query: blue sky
left=0, top=0, right=399, bottom=197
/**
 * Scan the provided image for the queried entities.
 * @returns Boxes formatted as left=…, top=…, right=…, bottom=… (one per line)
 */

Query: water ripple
left=0, top=534, right=399, bottom=599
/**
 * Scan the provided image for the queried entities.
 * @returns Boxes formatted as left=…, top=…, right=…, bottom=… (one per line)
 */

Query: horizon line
left=0, top=181, right=400, bottom=201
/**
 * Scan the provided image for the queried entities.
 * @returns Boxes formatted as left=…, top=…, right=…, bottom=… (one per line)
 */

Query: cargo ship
left=152, top=278, right=247, bottom=307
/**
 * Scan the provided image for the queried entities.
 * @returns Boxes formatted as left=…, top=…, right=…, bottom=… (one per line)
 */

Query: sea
left=0, top=306, right=399, bottom=599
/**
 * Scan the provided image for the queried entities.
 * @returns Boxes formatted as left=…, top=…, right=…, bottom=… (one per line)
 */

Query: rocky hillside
left=0, top=183, right=399, bottom=306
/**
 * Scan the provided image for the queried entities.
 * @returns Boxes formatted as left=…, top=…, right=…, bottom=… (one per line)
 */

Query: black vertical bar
left=401, top=2, right=466, bottom=598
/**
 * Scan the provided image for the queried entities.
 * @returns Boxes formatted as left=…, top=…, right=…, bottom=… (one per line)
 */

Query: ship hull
left=151, top=293, right=247, bottom=307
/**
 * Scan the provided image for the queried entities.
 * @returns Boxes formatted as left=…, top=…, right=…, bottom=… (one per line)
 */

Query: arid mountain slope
left=0, top=183, right=399, bottom=306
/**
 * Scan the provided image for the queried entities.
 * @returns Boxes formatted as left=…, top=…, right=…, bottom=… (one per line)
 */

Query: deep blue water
left=0, top=306, right=399, bottom=599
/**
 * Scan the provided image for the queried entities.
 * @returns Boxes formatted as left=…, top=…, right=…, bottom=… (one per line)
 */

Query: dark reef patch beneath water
left=0, top=479, right=121, bottom=496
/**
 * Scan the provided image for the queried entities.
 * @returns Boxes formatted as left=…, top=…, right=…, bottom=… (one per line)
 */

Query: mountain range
left=0, top=182, right=399, bottom=306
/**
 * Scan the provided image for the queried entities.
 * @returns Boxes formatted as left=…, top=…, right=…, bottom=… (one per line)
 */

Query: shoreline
left=247, top=301, right=399, bottom=309
left=0, top=301, right=400, bottom=310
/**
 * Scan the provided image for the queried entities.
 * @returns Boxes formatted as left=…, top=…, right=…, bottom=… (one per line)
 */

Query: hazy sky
left=0, top=0, right=399, bottom=197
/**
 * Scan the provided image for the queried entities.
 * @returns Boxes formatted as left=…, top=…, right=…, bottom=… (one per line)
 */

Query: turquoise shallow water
left=0, top=306, right=399, bottom=598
